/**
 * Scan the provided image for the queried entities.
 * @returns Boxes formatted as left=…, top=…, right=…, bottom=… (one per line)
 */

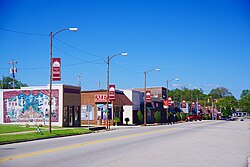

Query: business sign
left=146, top=90, right=151, bottom=102
left=163, top=99, right=168, bottom=109
left=167, top=96, right=173, bottom=106
left=109, top=85, right=116, bottom=101
left=94, top=94, right=108, bottom=103
left=52, top=58, right=61, bottom=81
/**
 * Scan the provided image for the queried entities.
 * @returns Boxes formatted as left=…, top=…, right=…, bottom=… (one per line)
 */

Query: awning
left=113, top=93, right=134, bottom=106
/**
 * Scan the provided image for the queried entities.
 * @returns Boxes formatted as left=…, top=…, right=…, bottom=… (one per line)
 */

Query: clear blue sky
left=0, top=0, right=249, bottom=99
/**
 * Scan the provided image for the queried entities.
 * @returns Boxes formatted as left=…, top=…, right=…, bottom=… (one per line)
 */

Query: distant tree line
left=168, top=87, right=250, bottom=115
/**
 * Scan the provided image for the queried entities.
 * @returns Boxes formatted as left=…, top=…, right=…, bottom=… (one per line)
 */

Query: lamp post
left=166, top=78, right=179, bottom=124
left=49, top=27, right=78, bottom=133
left=106, top=52, right=128, bottom=129
left=143, top=68, right=160, bottom=126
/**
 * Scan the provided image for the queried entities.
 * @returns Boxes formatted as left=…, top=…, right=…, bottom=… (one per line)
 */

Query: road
left=0, top=120, right=249, bottom=167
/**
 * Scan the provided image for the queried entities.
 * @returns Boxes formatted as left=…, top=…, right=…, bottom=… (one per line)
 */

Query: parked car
left=186, top=115, right=203, bottom=122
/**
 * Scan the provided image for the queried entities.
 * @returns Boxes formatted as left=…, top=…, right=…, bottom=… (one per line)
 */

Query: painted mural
left=3, top=89, right=59, bottom=123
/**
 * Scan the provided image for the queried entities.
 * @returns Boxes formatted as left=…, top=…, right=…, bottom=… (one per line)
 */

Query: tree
left=137, top=110, right=143, bottom=124
left=209, top=87, right=233, bottom=99
left=217, top=96, right=237, bottom=117
left=0, top=76, right=28, bottom=89
left=239, top=90, right=250, bottom=113
left=154, top=111, right=161, bottom=123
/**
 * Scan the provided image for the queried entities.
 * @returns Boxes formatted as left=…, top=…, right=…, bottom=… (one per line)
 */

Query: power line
left=0, top=27, right=48, bottom=36
left=54, top=37, right=104, bottom=58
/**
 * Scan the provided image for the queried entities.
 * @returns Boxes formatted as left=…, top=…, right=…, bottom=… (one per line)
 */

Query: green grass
left=0, top=125, right=92, bottom=143
left=0, top=124, right=37, bottom=134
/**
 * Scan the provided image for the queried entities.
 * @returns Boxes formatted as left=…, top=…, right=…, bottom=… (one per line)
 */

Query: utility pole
left=9, top=60, right=17, bottom=89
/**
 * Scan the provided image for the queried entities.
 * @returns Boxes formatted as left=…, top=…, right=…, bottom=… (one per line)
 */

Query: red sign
left=181, top=100, right=186, bottom=108
left=52, top=58, right=61, bottom=81
left=94, top=94, right=108, bottom=102
left=198, top=104, right=201, bottom=111
left=146, top=90, right=151, bottom=102
left=167, top=96, right=172, bottom=106
left=109, top=85, right=116, bottom=101
left=163, top=99, right=168, bottom=108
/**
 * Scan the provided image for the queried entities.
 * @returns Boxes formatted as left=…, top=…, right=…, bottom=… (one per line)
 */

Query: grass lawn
left=0, top=124, right=37, bottom=134
left=0, top=125, right=92, bottom=144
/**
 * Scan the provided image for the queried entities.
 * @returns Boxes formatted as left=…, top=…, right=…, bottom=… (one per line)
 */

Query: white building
left=122, top=90, right=143, bottom=124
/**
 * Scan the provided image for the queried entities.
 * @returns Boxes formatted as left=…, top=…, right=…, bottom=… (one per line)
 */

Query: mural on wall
left=3, top=89, right=59, bottom=123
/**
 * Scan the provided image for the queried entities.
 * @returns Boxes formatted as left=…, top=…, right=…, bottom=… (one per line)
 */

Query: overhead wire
left=0, top=27, right=48, bottom=36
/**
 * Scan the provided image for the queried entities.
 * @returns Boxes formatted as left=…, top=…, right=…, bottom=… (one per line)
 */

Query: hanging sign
left=181, top=100, right=186, bottom=108
left=167, top=96, right=172, bottom=106
left=109, top=85, right=116, bottom=101
left=52, top=58, right=61, bottom=81
left=146, top=90, right=151, bottom=102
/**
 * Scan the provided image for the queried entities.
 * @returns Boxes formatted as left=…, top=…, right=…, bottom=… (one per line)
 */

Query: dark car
left=186, top=115, right=203, bottom=122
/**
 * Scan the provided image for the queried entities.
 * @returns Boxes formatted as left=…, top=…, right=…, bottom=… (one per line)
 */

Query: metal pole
left=49, top=32, right=52, bottom=133
left=211, top=97, right=214, bottom=120
left=166, top=80, right=169, bottom=124
left=106, top=56, right=110, bottom=129
left=144, top=71, right=146, bottom=126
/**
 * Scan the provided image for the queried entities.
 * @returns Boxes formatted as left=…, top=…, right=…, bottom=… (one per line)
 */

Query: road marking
left=0, top=128, right=175, bottom=163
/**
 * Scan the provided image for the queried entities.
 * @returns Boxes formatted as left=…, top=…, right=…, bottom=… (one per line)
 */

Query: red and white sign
left=94, top=94, right=108, bottom=103
left=163, top=99, right=168, bottom=108
left=146, top=90, right=151, bottom=102
left=167, top=96, right=172, bottom=106
left=198, top=104, right=201, bottom=111
left=52, top=58, right=61, bottom=81
left=109, top=85, right=116, bottom=101
left=181, top=100, right=186, bottom=108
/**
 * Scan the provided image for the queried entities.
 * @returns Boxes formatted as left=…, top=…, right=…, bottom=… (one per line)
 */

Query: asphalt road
left=0, top=120, right=249, bottom=167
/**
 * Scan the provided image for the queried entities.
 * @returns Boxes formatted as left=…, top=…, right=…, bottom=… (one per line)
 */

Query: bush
left=176, top=112, right=181, bottom=121
left=25, top=124, right=30, bottom=128
left=125, top=117, right=130, bottom=125
left=137, top=110, right=143, bottom=124
left=182, top=113, right=187, bottom=121
left=113, top=117, right=120, bottom=124
left=38, top=124, right=43, bottom=127
left=154, top=111, right=161, bottom=123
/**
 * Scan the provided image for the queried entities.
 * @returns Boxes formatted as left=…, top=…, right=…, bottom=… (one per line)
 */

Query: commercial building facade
left=81, top=90, right=133, bottom=126
left=0, top=84, right=81, bottom=127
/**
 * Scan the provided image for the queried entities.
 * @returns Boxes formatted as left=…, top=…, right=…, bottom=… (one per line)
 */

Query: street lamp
left=166, top=78, right=179, bottom=124
left=106, top=52, right=128, bottom=129
left=49, top=27, right=78, bottom=133
left=143, top=68, right=160, bottom=126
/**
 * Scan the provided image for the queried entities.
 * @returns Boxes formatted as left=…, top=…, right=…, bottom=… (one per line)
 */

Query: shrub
left=113, top=117, right=120, bottom=126
left=25, top=123, right=30, bottom=128
left=38, top=124, right=43, bottom=127
left=182, top=113, right=187, bottom=121
left=125, top=117, right=130, bottom=125
left=154, top=111, right=161, bottom=123
left=137, top=110, right=143, bottom=124
left=176, top=112, right=181, bottom=121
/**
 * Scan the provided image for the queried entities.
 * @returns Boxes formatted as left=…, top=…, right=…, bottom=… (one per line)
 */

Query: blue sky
left=0, top=0, right=249, bottom=99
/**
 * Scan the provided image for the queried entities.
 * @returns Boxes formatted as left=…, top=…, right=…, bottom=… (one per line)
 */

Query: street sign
left=109, top=85, right=116, bottom=101
left=146, top=90, right=151, bottom=102
left=52, top=58, right=61, bottom=81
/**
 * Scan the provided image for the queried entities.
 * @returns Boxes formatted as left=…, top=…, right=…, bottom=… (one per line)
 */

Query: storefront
left=81, top=90, right=133, bottom=126
left=0, top=84, right=81, bottom=127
